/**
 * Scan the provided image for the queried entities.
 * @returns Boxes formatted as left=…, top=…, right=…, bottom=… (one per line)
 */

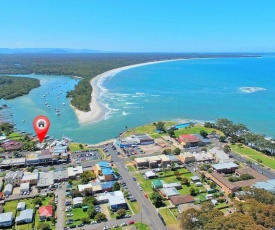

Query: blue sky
left=1, top=0, right=275, bottom=52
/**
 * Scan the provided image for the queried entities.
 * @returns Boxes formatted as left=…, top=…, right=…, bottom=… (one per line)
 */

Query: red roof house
left=178, top=134, right=202, bottom=147
left=39, top=205, right=53, bottom=220
left=170, top=195, right=195, bottom=206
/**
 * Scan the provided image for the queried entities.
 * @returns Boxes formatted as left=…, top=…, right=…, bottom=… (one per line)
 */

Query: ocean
left=1, top=56, right=275, bottom=143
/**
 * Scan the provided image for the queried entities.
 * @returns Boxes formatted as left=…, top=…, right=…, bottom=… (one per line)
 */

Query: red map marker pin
left=33, top=115, right=50, bottom=143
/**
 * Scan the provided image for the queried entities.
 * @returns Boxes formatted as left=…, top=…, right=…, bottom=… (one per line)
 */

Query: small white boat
left=62, top=102, right=65, bottom=105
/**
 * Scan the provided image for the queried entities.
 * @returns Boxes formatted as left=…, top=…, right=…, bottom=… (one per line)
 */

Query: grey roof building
left=3, top=184, right=13, bottom=195
left=53, top=170, right=69, bottom=182
left=0, top=212, right=13, bottom=227
left=17, top=202, right=26, bottom=211
left=5, top=170, right=24, bottom=186
left=20, top=183, right=30, bottom=192
left=15, top=209, right=33, bottom=224
left=37, top=172, right=54, bottom=188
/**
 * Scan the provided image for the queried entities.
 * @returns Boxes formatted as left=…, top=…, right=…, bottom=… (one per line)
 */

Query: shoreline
left=73, top=58, right=187, bottom=124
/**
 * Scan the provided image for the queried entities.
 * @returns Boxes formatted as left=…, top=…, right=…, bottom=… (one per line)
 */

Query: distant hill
left=0, top=48, right=103, bottom=54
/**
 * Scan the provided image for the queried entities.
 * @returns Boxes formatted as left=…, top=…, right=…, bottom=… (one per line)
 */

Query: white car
left=91, top=220, right=97, bottom=224
left=120, top=223, right=127, bottom=227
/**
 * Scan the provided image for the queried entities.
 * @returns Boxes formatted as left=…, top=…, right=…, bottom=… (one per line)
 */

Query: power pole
left=141, top=211, right=142, bottom=225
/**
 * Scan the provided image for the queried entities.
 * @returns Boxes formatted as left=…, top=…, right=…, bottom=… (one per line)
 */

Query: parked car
left=66, top=214, right=73, bottom=217
left=133, top=177, right=136, bottom=181
left=91, top=220, right=98, bottom=224
left=120, top=223, right=127, bottom=226
left=124, top=214, right=131, bottom=218
left=69, top=225, right=76, bottom=229
left=128, top=220, right=135, bottom=225
left=77, top=223, right=84, bottom=227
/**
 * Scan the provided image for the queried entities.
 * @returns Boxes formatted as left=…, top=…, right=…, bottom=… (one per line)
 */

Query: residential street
left=115, top=161, right=167, bottom=230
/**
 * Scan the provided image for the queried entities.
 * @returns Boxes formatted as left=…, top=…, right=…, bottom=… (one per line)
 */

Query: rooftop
left=170, top=195, right=195, bottom=205
left=109, top=194, right=126, bottom=206
left=22, top=172, right=39, bottom=181
left=37, top=172, right=54, bottom=187
left=67, top=166, right=83, bottom=177
left=39, top=206, right=53, bottom=218
left=160, top=187, right=180, bottom=197
left=5, top=170, right=24, bottom=180
left=212, top=162, right=238, bottom=170
left=102, top=168, right=113, bottom=175
left=0, top=212, right=13, bottom=222
left=98, top=162, right=110, bottom=168
left=15, top=209, right=33, bottom=222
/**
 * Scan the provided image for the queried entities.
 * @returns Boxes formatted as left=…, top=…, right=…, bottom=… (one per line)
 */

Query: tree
left=200, top=201, right=214, bottom=212
left=162, top=149, right=172, bottom=155
left=83, top=196, right=97, bottom=206
left=88, top=207, right=97, bottom=219
left=37, top=223, right=51, bottom=230
left=79, top=144, right=84, bottom=149
left=182, top=177, right=189, bottom=185
left=256, top=159, right=262, bottom=164
left=219, top=136, right=226, bottom=142
left=150, top=192, right=164, bottom=208
left=68, top=179, right=73, bottom=185
left=154, top=121, right=166, bottom=132
left=83, top=188, right=94, bottom=196
left=200, top=130, right=208, bottom=138
left=180, top=208, right=200, bottom=230
left=80, top=171, right=96, bottom=184
left=116, top=209, right=126, bottom=219
left=223, top=145, right=231, bottom=154
left=95, top=212, right=107, bottom=222
left=210, top=181, right=217, bottom=190
left=34, top=197, right=42, bottom=206
left=50, top=217, right=55, bottom=225
left=190, top=188, right=196, bottom=196
left=71, top=190, right=82, bottom=198
left=168, top=129, right=175, bottom=137
left=173, top=148, right=181, bottom=155
left=27, top=165, right=36, bottom=173
left=81, top=217, right=90, bottom=224
left=201, top=173, right=206, bottom=182
left=174, top=170, right=181, bottom=179
left=112, top=182, right=121, bottom=191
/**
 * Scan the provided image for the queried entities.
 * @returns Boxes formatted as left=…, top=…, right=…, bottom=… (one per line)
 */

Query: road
left=115, top=161, right=166, bottom=230
left=229, top=151, right=275, bottom=179
left=55, top=185, right=66, bottom=230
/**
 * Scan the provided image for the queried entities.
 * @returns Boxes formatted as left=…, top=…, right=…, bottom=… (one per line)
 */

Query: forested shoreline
left=0, top=53, right=258, bottom=111
left=0, top=76, right=40, bottom=99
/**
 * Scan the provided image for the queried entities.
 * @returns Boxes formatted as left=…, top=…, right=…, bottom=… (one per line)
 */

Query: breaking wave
left=240, top=87, right=266, bottom=93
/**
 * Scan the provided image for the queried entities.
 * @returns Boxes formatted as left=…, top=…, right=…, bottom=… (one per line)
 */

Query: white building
left=68, top=166, right=83, bottom=178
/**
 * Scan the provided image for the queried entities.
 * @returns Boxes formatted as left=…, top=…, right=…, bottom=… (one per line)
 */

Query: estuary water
left=1, top=56, right=275, bottom=143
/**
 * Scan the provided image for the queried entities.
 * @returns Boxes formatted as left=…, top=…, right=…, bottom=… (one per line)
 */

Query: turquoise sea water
left=1, top=56, right=275, bottom=143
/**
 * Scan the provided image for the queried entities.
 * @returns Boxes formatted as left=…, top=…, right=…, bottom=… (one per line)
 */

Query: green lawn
left=4, top=200, right=18, bottom=218
left=170, top=208, right=180, bottom=219
left=159, top=208, right=179, bottom=229
left=68, top=143, right=90, bottom=152
left=35, top=211, right=54, bottom=230
left=174, top=125, right=222, bottom=137
left=127, top=165, right=136, bottom=172
left=65, top=207, right=90, bottom=227
left=231, top=144, right=275, bottom=170
left=16, top=223, right=33, bottom=230
left=123, top=121, right=177, bottom=138
left=127, top=200, right=141, bottom=214
left=8, top=132, right=24, bottom=140
left=214, top=202, right=229, bottom=210
left=134, top=223, right=151, bottom=230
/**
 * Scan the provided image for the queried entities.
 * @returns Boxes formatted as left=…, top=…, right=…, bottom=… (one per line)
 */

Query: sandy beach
left=73, top=59, right=185, bottom=124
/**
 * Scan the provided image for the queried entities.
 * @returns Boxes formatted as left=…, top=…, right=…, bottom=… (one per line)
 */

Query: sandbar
left=73, top=59, right=185, bottom=124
